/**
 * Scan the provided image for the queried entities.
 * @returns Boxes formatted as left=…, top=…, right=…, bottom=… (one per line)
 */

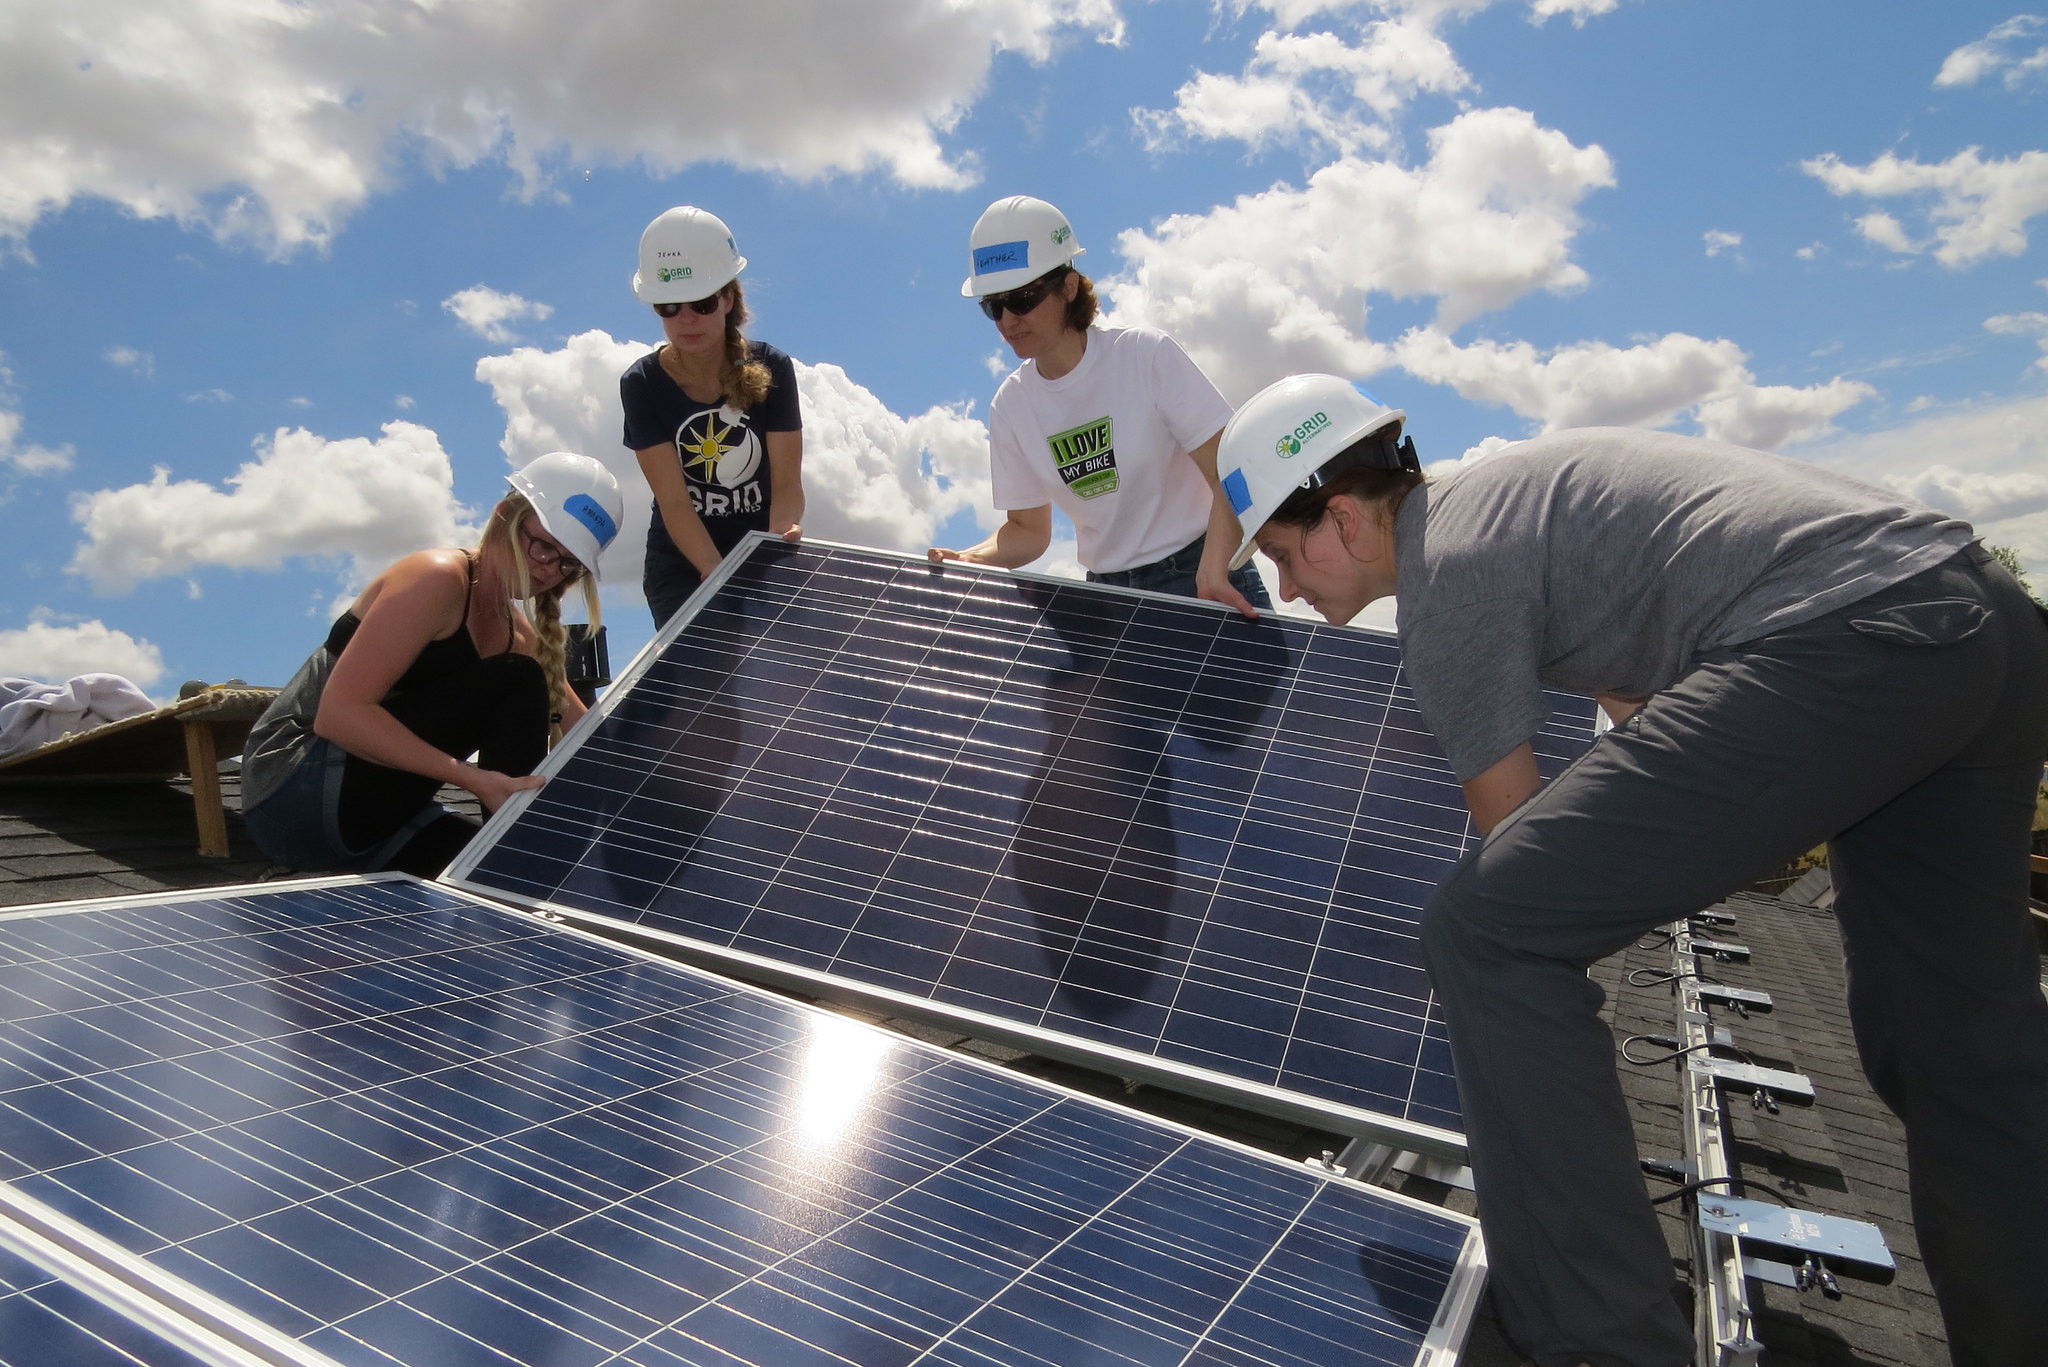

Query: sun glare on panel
left=792, top=1012, right=893, bottom=1150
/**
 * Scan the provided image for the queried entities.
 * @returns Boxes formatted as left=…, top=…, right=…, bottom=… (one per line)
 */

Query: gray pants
left=1421, top=550, right=2048, bottom=1367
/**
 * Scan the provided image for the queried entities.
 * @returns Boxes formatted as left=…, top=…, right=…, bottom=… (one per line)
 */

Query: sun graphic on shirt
left=680, top=414, right=735, bottom=477
left=675, top=407, right=762, bottom=489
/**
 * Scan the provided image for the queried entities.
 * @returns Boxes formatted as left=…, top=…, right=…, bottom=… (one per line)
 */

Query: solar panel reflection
left=454, top=540, right=1597, bottom=1150
left=0, top=878, right=1482, bottom=1367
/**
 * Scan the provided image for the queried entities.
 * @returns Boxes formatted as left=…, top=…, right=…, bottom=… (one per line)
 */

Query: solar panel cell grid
left=456, top=541, right=1597, bottom=1144
left=0, top=879, right=1479, bottom=1367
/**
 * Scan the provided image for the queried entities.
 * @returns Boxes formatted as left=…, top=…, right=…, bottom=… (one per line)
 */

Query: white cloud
left=287, top=396, right=313, bottom=408
left=1425, top=433, right=1521, bottom=476
left=0, top=613, right=166, bottom=688
left=1692, top=378, right=1879, bottom=451
left=793, top=361, right=994, bottom=551
left=0, top=0, right=1123, bottom=256
left=1702, top=229, right=1742, bottom=259
left=1524, top=0, right=1618, bottom=22
left=68, top=421, right=474, bottom=595
left=1238, top=1, right=1616, bottom=31
left=394, top=394, right=416, bottom=410
left=1934, top=15, right=2048, bottom=90
left=474, top=328, right=652, bottom=589
left=1804, top=146, right=2048, bottom=267
left=1, top=407, right=72, bottom=475
left=1796, top=241, right=1826, bottom=261
left=105, top=345, right=155, bottom=378
left=443, top=285, right=554, bottom=344
left=1393, top=327, right=1875, bottom=446
left=184, top=388, right=234, bottom=404
left=471, top=329, right=999, bottom=591
left=1803, top=392, right=2048, bottom=576
left=0, top=360, right=72, bottom=474
left=1882, top=462, right=2048, bottom=524
left=1984, top=309, right=2048, bottom=371
left=1136, top=20, right=1471, bottom=156
left=1104, top=106, right=1616, bottom=398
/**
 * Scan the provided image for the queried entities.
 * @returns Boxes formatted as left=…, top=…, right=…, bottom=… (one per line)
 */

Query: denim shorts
left=242, top=738, right=449, bottom=873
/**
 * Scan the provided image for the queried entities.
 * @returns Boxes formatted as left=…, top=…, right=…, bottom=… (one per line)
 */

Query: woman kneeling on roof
left=1217, top=375, right=2048, bottom=1367
left=928, top=194, right=1269, bottom=612
left=242, top=453, right=624, bottom=877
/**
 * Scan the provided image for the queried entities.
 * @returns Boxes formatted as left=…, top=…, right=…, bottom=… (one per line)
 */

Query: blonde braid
left=529, top=589, right=569, bottom=719
left=496, top=494, right=573, bottom=719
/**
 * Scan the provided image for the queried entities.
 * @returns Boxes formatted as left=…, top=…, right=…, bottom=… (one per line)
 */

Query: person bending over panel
left=1216, top=373, right=2048, bottom=1367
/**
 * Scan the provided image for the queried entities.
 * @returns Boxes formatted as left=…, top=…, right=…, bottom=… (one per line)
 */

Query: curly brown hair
left=717, top=281, right=773, bottom=409
left=1063, top=270, right=1099, bottom=333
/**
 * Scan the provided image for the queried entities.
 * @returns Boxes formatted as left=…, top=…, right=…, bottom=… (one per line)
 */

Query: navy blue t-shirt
left=620, top=340, right=802, bottom=570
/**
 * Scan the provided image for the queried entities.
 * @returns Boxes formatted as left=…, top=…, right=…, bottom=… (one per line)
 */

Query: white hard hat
left=961, top=195, right=1085, bottom=297
left=1217, top=374, right=1412, bottom=570
left=506, top=452, right=624, bottom=576
left=633, top=206, right=747, bottom=305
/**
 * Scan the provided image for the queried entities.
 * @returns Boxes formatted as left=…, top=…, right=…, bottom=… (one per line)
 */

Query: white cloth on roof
left=0, top=674, right=157, bottom=759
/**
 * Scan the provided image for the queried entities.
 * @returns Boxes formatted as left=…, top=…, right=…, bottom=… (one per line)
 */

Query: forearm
left=988, top=518, right=1054, bottom=567
left=1461, top=742, right=1542, bottom=836
left=314, top=701, right=496, bottom=795
left=936, top=506, right=1052, bottom=569
left=1190, top=435, right=1260, bottom=615
left=767, top=432, right=804, bottom=535
left=654, top=501, right=719, bottom=576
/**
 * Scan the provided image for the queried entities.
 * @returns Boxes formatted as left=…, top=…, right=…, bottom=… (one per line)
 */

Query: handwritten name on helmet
left=1274, top=411, right=1331, bottom=457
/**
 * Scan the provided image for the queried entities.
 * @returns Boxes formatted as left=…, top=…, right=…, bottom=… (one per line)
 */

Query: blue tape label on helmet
left=1223, top=468, right=1252, bottom=516
left=563, top=493, right=618, bottom=549
left=973, top=240, right=1030, bottom=277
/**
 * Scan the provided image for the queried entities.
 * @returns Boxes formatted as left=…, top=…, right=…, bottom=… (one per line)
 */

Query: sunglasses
left=653, top=293, right=726, bottom=318
left=977, top=268, right=1069, bottom=321
left=522, top=526, right=586, bottom=580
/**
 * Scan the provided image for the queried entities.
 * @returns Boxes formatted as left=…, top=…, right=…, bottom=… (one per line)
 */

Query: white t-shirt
left=988, top=326, right=1232, bottom=573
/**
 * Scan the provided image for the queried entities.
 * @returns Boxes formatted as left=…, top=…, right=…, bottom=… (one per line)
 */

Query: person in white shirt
left=928, top=195, right=1269, bottom=611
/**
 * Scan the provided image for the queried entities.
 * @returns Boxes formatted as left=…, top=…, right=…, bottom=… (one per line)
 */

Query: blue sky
left=2, top=0, right=2044, bottom=697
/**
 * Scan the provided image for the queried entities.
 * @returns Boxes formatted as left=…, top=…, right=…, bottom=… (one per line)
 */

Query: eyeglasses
left=653, top=294, right=725, bottom=318
left=977, top=268, right=1068, bottom=321
left=522, top=526, right=586, bottom=580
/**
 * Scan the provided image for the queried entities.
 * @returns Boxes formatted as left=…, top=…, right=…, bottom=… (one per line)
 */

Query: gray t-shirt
left=1392, top=428, right=1974, bottom=780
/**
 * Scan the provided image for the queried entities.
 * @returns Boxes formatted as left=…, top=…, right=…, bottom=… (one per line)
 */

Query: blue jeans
left=1086, top=533, right=1272, bottom=609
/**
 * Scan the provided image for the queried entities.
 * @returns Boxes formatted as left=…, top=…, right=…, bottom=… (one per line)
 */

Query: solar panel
left=0, top=877, right=1485, bottom=1367
left=449, top=538, right=1597, bottom=1154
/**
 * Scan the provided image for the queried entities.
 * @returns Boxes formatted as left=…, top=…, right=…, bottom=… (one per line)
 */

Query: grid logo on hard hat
left=658, top=266, right=694, bottom=282
left=1275, top=411, right=1331, bottom=457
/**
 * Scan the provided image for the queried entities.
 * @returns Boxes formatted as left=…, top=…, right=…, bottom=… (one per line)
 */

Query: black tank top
left=323, top=552, right=505, bottom=695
